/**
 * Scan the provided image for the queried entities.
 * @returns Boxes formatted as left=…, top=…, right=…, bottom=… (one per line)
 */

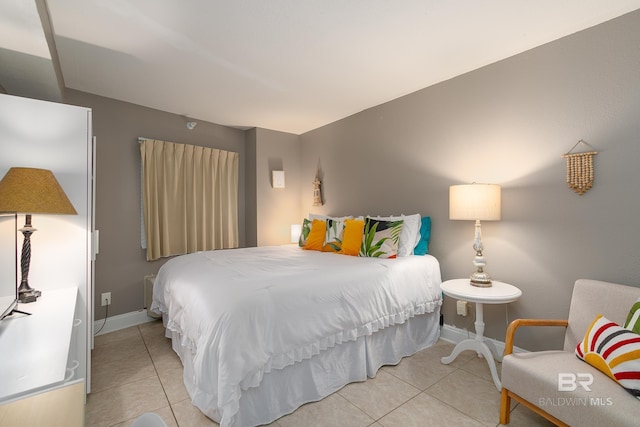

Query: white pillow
left=309, top=213, right=329, bottom=221
left=309, top=213, right=360, bottom=221
left=372, top=214, right=421, bottom=257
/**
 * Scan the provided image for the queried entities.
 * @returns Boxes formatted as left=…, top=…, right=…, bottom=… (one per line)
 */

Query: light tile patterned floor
left=85, top=321, right=554, bottom=427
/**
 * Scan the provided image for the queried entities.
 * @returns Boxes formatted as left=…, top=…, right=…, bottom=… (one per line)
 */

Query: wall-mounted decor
left=272, top=170, right=285, bottom=188
left=312, top=159, right=323, bottom=206
left=561, top=140, right=598, bottom=195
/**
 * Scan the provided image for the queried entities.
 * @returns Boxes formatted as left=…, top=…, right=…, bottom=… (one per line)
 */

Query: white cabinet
left=0, top=382, right=84, bottom=427
left=0, top=94, right=94, bottom=396
left=0, top=288, right=81, bottom=402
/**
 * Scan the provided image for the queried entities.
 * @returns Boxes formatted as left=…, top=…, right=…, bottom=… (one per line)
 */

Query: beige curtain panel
left=140, top=138, right=239, bottom=261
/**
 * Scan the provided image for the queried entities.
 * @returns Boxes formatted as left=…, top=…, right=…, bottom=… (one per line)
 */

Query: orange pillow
left=303, top=219, right=326, bottom=251
left=339, top=219, right=364, bottom=256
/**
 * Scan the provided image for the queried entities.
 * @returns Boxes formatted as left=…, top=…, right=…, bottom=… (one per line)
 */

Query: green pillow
left=298, top=218, right=312, bottom=247
left=624, top=298, right=640, bottom=334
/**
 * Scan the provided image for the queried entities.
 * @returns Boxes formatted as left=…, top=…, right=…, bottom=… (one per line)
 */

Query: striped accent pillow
left=624, top=298, right=640, bottom=334
left=576, top=315, right=640, bottom=398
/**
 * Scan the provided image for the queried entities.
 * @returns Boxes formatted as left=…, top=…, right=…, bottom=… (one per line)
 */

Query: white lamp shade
left=449, top=184, right=501, bottom=221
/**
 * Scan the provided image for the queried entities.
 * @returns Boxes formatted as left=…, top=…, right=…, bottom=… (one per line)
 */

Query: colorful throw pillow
left=339, top=219, right=365, bottom=256
left=359, top=218, right=404, bottom=258
left=413, top=216, right=431, bottom=255
left=303, top=219, right=326, bottom=251
left=575, top=315, right=640, bottom=398
left=624, top=298, right=640, bottom=334
left=374, top=214, right=421, bottom=257
left=323, top=218, right=345, bottom=252
left=298, top=218, right=312, bottom=247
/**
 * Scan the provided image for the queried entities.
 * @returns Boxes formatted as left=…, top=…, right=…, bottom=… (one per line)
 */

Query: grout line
left=137, top=324, right=182, bottom=427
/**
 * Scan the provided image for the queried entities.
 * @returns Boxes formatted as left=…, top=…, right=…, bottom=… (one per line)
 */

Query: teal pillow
left=413, top=216, right=431, bottom=255
left=624, top=297, right=640, bottom=334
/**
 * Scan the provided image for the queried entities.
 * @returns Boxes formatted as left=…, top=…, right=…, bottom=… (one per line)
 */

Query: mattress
left=152, top=245, right=442, bottom=426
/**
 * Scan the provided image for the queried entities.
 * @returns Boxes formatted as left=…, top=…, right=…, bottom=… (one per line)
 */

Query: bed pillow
left=309, top=213, right=329, bottom=221
left=303, top=219, right=326, bottom=251
left=374, top=214, right=420, bottom=257
left=339, top=218, right=365, bottom=256
left=359, top=218, right=404, bottom=258
left=624, top=298, right=640, bottom=334
left=323, top=218, right=345, bottom=252
left=309, top=213, right=354, bottom=221
left=575, top=315, right=640, bottom=398
left=413, top=216, right=432, bottom=255
left=298, top=218, right=312, bottom=247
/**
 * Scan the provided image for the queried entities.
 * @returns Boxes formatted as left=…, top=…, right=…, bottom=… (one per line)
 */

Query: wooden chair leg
left=500, top=388, right=511, bottom=424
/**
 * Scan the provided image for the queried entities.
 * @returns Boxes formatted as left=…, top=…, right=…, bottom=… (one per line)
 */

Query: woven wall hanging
left=561, top=140, right=597, bottom=195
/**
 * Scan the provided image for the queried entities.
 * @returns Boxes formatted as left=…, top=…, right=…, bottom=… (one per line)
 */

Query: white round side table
left=440, top=278, right=522, bottom=391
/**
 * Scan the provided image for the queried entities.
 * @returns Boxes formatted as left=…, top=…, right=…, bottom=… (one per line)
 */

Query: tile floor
left=86, top=321, right=554, bottom=427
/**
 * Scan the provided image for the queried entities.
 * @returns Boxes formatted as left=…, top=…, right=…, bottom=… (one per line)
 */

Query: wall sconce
left=450, top=183, right=501, bottom=287
left=186, top=121, right=197, bottom=130
left=272, top=170, right=285, bottom=188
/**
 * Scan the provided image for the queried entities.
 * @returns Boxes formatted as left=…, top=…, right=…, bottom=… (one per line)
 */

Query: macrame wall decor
left=561, top=140, right=598, bottom=195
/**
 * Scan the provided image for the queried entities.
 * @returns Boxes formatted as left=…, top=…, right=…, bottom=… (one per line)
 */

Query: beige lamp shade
left=0, top=167, right=77, bottom=215
left=449, top=184, right=501, bottom=221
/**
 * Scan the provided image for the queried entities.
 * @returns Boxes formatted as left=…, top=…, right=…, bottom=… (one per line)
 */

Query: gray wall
left=65, top=90, right=247, bottom=319
left=254, top=128, right=302, bottom=246
left=299, top=10, right=640, bottom=351
left=246, top=127, right=302, bottom=247
left=245, top=129, right=258, bottom=247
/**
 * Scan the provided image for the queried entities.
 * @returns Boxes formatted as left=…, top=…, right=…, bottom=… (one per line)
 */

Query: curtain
left=140, top=138, right=239, bottom=261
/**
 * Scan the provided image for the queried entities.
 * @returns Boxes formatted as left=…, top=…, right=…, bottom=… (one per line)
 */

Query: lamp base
left=470, top=272, right=492, bottom=287
left=18, top=289, right=41, bottom=303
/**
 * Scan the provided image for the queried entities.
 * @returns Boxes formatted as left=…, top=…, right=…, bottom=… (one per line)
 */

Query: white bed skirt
left=166, top=308, right=441, bottom=426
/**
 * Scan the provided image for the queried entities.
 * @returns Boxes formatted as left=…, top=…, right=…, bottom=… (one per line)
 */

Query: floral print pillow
left=359, top=218, right=404, bottom=258
left=323, top=218, right=346, bottom=252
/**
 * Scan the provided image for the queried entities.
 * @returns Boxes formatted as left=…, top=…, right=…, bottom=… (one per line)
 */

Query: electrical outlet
left=101, top=292, right=111, bottom=306
left=456, top=300, right=468, bottom=316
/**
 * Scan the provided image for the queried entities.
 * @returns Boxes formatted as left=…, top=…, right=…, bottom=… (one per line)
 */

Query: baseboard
left=94, top=309, right=157, bottom=336
left=440, top=323, right=527, bottom=354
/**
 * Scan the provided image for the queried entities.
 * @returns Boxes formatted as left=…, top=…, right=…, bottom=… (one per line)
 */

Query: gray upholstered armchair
left=500, top=279, right=640, bottom=426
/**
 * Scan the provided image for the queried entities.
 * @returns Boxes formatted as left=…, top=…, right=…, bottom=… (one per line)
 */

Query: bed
left=152, top=243, right=442, bottom=426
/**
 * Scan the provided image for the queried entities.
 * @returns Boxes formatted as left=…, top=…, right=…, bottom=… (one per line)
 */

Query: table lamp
left=290, top=224, right=302, bottom=243
left=0, top=167, right=77, bottom=303
left=449, top=183, right=501, bottom=287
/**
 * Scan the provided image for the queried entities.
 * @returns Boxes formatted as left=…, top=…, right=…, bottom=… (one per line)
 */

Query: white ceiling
left=4, top=1, right=640, bottom=134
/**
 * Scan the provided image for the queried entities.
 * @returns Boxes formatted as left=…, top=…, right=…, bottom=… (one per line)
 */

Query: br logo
left=558, top=373, right=594, bottom=391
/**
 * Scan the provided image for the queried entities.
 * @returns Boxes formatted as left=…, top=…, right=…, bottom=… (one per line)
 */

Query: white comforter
left=151, top=245, right=442, bottom=426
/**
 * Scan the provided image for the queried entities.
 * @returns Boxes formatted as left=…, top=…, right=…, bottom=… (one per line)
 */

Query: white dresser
left=0, top=288, right=84, bottom=426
